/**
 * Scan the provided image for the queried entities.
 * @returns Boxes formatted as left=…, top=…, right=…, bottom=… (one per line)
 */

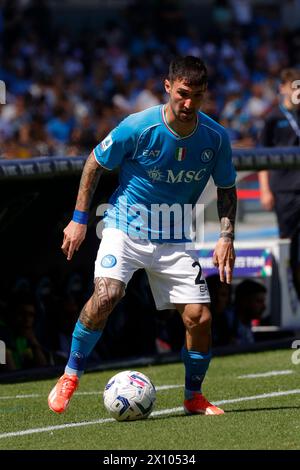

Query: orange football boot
left=48, top=373, right=79, bottom=413
left=184, top=392, right=224, bottom=415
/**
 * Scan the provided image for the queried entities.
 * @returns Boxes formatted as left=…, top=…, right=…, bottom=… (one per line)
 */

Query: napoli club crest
left=101, top=254, right=117, bottom=268
left=201, top=148, right=214, bottom=163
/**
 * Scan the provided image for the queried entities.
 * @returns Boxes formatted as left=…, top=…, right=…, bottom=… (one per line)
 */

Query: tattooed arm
left=75, top=152, right=104, bottom=212
left=61, top=153, right=104, bottom=261
left=212, top=186, right=237, bottom=283
left=217, top=186, right=237, bottom=240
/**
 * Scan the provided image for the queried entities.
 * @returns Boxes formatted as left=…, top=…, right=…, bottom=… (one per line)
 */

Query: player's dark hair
left=168, top=56, right=208, bottom=88
left=280, top=68, right=300, bottom=84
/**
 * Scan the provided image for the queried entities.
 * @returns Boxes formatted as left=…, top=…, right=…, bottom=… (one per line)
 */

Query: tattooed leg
left=79, top=277, right=125, bottom=331
left=63, top=277, right=124, bottom=379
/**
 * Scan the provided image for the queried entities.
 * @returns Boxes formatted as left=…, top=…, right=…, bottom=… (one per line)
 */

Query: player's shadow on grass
left=149, top=411, right=187, bottom=421
left=150, top=404, right=300, bottom=420
left=224, top=405, right=300, bottom=413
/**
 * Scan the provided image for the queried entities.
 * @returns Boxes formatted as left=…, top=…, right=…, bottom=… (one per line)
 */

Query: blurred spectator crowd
left=0, top=269, right=267, bottom=372
left=0, top=269, right=183, bottom=372
left=0, top=0, right=300, bottom=159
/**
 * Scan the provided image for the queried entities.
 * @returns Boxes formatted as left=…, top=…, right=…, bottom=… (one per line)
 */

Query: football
left=103, top=370, right=156, bottom=421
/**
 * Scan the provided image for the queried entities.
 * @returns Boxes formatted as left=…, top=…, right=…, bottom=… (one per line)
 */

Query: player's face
left=280, top=81, right=300, bottom=108
left=165, top=78, right=207, bottom=123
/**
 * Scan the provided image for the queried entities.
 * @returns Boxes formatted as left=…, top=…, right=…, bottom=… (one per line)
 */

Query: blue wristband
left=72, top=210, right=89, bottom=225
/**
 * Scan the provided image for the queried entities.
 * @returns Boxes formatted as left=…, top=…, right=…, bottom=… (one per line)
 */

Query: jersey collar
left=161, top=105, right=199, bottom=139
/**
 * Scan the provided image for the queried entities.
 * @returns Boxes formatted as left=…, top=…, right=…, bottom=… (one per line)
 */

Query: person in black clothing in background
left=258, top=68, right=300, bottom=298
left=206, top=274, right=233, bottom=347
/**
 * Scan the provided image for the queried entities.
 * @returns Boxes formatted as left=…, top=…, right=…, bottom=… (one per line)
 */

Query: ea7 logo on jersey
left=143, top=149, right=161, bottom=157
left=100, top=133, right=113, bottom=151
left=201, top=148, right=214, bottom=163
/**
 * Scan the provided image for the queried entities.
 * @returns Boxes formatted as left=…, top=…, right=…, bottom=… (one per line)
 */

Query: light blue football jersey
left=93, top=105, right=236, bottom=242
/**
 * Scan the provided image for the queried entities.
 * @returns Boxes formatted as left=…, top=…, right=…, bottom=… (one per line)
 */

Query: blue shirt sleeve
left=211, top=130, right=236, bottom=188
left=93, top=117, right=135, bottom=170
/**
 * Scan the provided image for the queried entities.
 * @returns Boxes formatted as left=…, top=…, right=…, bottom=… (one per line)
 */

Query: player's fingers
left=212, top=251, right=218, bottom=267
left=75, top=239, right=83, bottom=252
left=61, top=238, right=70, bottom=254
left=225, top=263, right=232, bottom=284
left=218, top=262, right=225, bottom=282
left=68, top=238, right=77, bottom=260
left=226, top=249, right=236, bottom=283
left=67, top=240, right=76, bottom=261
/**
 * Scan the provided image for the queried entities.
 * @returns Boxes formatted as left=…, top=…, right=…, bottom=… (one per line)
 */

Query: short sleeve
left=93, top=118, right=135, bottom=170
left=212, top=131, right=236, bottom=188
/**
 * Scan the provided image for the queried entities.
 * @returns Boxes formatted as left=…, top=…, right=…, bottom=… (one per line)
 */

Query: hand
left=61, top=220, right=87, bottom=261
left=260, top=188, right=275, bottom=211
left=212, top=237, right=235, bottom=284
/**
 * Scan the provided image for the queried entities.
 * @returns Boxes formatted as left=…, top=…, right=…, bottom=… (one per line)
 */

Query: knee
left=182, top=304, right=211, bottom=331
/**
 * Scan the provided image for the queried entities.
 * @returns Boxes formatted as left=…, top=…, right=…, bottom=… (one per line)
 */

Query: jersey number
left=192, top=261, right=205, bottom=285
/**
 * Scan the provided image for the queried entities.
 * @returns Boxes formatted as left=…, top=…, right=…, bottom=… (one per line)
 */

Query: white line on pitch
left=78, top=384, right=183, bottom=395
left=0, top=384, right=183, bottom=401
left=238, top=370, right=294, bottom=379
left=0, top=394, right=41, bottom=400
left=1, top=388, right=300, bottom=439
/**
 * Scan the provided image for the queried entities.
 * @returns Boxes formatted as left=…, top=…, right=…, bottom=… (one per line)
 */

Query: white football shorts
left=94, top=228, right=210, bottom=310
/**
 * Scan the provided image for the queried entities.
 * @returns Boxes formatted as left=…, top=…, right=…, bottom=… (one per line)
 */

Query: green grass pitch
left=0, top=349, right=299, bottom=450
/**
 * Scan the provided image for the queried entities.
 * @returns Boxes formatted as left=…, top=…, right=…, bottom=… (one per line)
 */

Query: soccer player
left=48, top=56, right=237, bottom=416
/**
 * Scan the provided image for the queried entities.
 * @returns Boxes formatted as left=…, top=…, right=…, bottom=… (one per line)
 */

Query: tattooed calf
left=79, top=277, right=125, bottom=330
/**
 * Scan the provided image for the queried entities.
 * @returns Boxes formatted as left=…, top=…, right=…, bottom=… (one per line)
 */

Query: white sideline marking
left=1, top=388, right=300, bottom=439
left=238, top=370, right=294, bottom=379
left=0, top=384, right=182, bottom=401
left=214, top=389, right=300, bottom=405
left=78, top=384, right=182, bottom=395
left=0, top=394, right=40, bottom=400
